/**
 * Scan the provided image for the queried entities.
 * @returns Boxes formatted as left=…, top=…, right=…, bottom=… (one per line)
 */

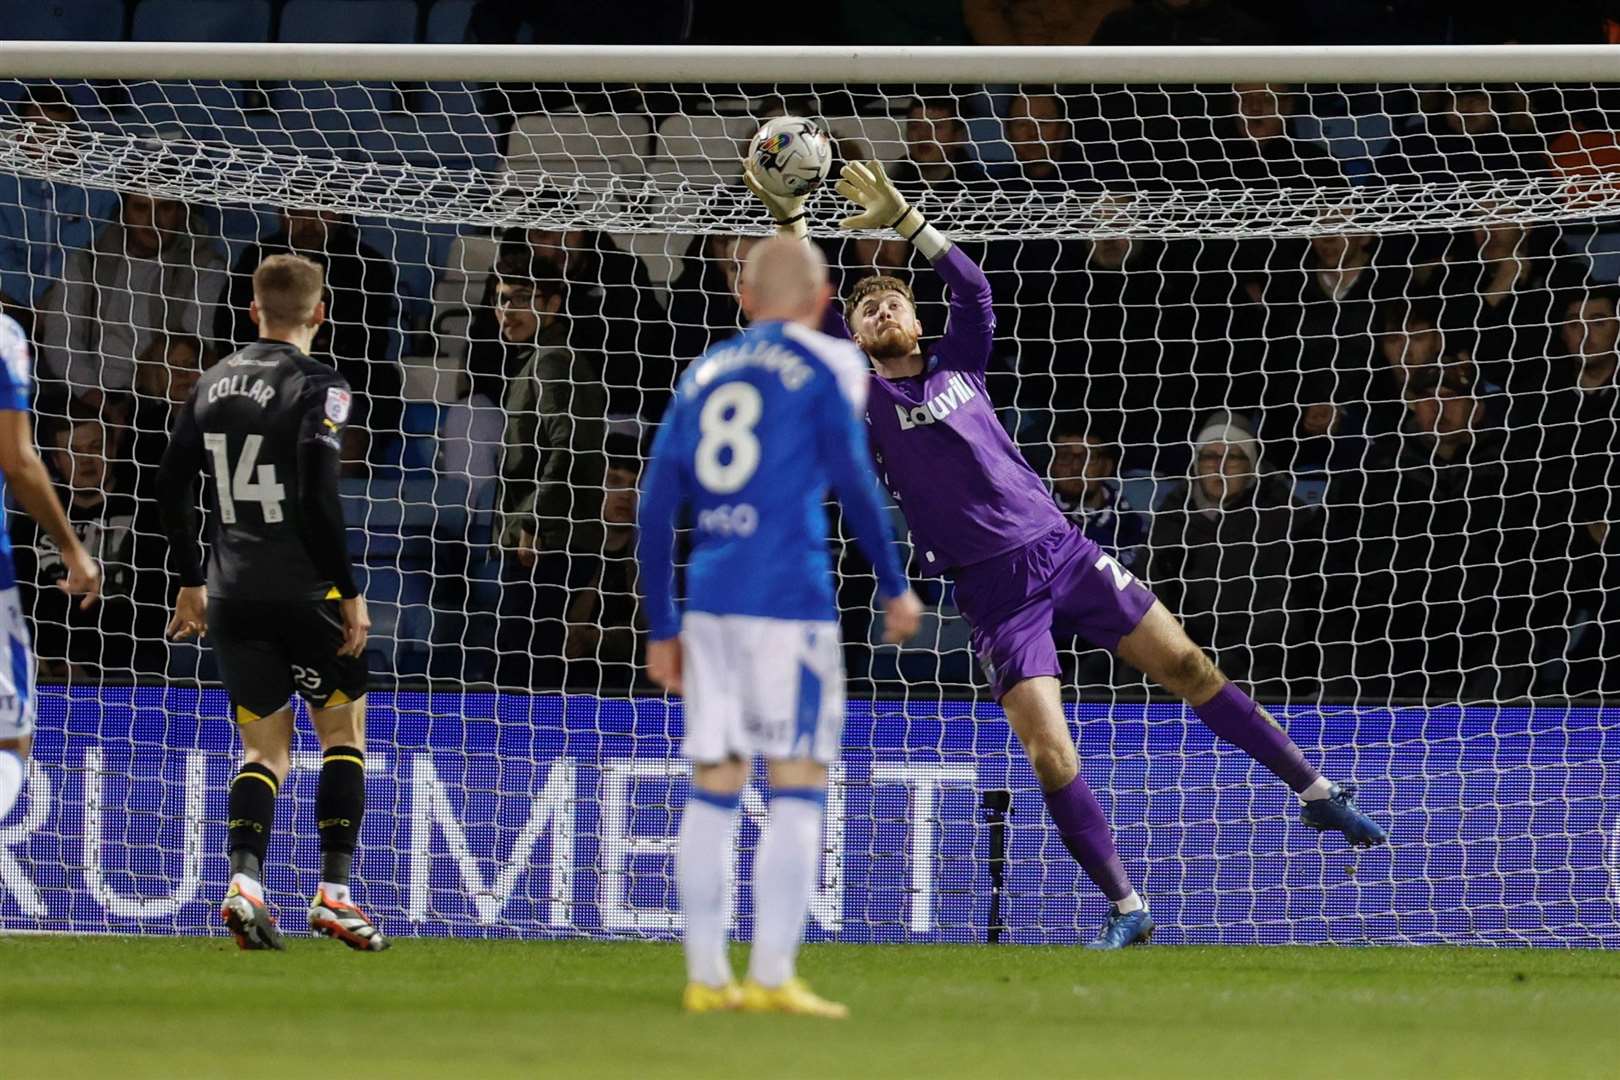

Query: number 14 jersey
left=167, top=340, right=354, bottom=602
left=638, top=320, right=908, bottom=640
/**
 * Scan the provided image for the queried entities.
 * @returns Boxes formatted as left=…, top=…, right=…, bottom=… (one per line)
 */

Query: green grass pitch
left=4, top=936, right=1618, bottom=1078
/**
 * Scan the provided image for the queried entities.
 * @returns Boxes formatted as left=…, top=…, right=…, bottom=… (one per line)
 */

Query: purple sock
left=1194, top=682, right=1322, bottom=794
left=1042, top=772, right=1134, bottom=904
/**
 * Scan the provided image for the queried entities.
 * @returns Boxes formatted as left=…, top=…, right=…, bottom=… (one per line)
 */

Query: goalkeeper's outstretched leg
left=1116, top=603, right=1388, bottom=850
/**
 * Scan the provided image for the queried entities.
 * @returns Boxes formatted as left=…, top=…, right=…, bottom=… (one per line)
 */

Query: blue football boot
left=1085, top=906, right=1155, bottom=950
left=1301, top=783, right=1388, bottom=849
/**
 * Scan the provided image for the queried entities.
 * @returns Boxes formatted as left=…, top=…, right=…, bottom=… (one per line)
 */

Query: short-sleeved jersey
left=181, top=340, right=352, bottom=602
left=639, top=320, right=908, bottom=639
left=0, top=314, right=32, bottom=591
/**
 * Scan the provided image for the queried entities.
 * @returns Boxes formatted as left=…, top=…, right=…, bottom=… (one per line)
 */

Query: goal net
left=0, top=44, right=1616, bottom=947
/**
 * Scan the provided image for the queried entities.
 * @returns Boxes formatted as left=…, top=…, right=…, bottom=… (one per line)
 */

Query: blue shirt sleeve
left=928, top=246, right=995, bottom=375
left=817, top=371, right=909, bottom=601
left=637, top=398, right=688, bottom=640
left=0, top=315, right=32, bottom=411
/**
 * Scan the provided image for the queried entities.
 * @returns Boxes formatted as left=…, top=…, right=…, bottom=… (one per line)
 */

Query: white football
left=747, top=116, right=833, bottom=198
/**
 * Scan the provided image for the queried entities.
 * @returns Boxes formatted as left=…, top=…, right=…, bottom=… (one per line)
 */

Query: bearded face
left=852, top=289, right=923, bottom=362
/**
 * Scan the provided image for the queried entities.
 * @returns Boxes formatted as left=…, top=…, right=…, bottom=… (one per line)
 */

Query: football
left=747, top=115, right=833, bottom=198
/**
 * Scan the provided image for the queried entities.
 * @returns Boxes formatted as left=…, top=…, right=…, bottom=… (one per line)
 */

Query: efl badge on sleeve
left=325, top=386, right=352, bottom=425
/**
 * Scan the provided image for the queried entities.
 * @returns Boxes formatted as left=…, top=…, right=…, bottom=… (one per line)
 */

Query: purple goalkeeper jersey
left=847, top=247, right=1068, bottom=574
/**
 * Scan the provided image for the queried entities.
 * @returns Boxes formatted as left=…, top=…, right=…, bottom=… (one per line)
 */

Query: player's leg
left=0, top=733, right=30, bottom=823
left=299, top=599, right=387, bottom=951
left=998, top=674, right=1152, bottom=950
left=739, top=755, right=846, bottom=1018
left=209, top=598, right=296, bottom=950
left=0, top=589, right=37, bottom=821
left=676, top=613, right=745, bottom=1011
left=962, top=567, right=1152, bottom=948
left=307, top=694, right=388, bottom=951
left=1117, top=602, right=1387, bottom=847
left=681, top=757, right=745, bottom=1011
left=739, top=620, right=847, bottom=1017
left=223, top=706, right=295, bottom=950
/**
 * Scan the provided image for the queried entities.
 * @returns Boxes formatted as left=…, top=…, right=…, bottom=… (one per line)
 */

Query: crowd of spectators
left=1, top=6, right=1618, bottom=702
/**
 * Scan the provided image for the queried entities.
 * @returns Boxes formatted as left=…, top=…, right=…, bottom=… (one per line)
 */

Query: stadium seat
left=223, top=110, right=357, bottom=155
left=1291, top=477, right=1329, bottom=506
left=826, top=115, right=908, bottom=168
left=131, top=0, right=272, bottom=42
left=278, top=0, right=419, bottom=44
left=654, top=114, right=758, bottom=184
left=430, top=232, right=498, bottom=364
left=505, top=112, right=653, bottom=179
left=121, top=81, right=244, bottom=129
left=357, top=217, right=435, bottom=324
left=1120, top=472, right=1182, bottom=517
left=365, top=111, right=501, bottom=174
left=1560, top=227, right=1620, bottom=284
left=0, top=0, right=124, bottom=40
left=1292, top=110, right=1391, bottom=181
left=608, top=228, right=694, bottom=303
left=423, top=0, right=475, bottom=44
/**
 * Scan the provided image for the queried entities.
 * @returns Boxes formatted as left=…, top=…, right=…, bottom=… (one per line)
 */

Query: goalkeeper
left=746, top=160, right=1387, bottom=949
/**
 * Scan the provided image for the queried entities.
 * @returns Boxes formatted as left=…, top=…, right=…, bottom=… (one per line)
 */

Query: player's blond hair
left=253, top=253, right=325, bottom=326
left=844, top=274, right=914, bottom=325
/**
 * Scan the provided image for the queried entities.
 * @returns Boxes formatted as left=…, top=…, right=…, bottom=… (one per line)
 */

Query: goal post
left=0, top=43, right=1616, bottom=947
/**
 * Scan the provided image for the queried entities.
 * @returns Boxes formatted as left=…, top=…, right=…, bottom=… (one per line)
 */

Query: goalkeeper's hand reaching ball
left=743, top=161, right=808, bottom=239
left=836, top=159, right=925, bottom=238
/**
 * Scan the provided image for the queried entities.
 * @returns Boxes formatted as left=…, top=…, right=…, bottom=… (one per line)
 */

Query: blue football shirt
left=639, top=319, right=908, bottom=639
left=0, top=314, right=32, bottom=591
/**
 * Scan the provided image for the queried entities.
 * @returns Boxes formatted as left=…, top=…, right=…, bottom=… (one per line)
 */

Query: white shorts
left=681, top=612, right=845, bottom=765
left=0, top=585, right=35, bottom=740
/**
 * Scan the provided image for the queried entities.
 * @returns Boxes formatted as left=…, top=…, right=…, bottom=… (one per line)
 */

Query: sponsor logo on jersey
left=325, top=387, right=352, bottom=424
left=894, top=373, right=977, bottom=431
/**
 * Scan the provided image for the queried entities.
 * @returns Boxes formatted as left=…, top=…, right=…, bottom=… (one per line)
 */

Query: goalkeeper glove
left=835, top=159, right=946, bottom=259
left=743, top=161, right=809, bottom=239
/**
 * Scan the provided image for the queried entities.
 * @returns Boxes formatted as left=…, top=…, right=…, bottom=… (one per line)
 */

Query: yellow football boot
left=739, top=978, right=848, bottom=1019
left=682, top=981, right=743, bottom=1013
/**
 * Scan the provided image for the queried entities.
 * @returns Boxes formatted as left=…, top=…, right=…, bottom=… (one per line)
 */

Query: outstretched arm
left=836, top=160, right=995, bottom=371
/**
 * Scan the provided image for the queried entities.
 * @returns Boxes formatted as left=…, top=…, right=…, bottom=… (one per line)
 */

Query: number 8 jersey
left=157, top=340, right=360, bottom=603
left=639, top=320, right=909, bottom=639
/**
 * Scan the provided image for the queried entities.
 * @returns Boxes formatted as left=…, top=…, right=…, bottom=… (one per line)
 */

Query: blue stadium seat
left=424, top=0, right=534, bottom=43
left=278, top=0, right=420, bottom=44
left=1292, top=477, right=1329, bottom=506
left=1120, top=474, right=1159, bottom=518
left=375, top=98, right=502, bottom=172
left=357, top=217, right=436, bottom=324
left=0, top=0, right=124, bottom=40
left=423, top=0, right=476, bottom=43
left=131, top=0, right=272, bottom=42
left=121, top=81, right=243, bottom=129
left=222, top=110, right=357, bottom=155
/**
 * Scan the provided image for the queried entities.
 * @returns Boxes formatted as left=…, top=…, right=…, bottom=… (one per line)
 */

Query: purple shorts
left=952, top=526, right=1157, bottom=701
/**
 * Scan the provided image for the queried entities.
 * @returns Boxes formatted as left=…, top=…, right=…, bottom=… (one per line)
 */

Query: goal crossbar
left=0, top=42, right=1616, bottom=85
